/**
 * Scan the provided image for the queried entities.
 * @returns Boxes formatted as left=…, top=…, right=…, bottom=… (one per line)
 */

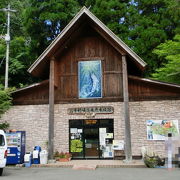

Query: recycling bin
left=33, top=146, right=41, bottom=164
left=40, top=150, right=48, bottom=164
left=24, top=152, right=32, bottom=167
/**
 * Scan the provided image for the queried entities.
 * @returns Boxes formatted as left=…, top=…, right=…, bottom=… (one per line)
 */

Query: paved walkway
left=31, top=160, right=146, bottom=168
left=3, top=167, right=180, bottom=180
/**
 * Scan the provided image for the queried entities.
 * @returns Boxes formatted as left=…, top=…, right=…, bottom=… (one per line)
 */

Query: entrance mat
left=72, top=164, right=97, bottom=170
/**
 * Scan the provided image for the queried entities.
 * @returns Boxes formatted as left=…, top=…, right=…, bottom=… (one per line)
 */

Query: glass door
left=69, top=119, right=114, bottom=159
left=69, top=120, right=84, bottom=158
left=84, top=128, right=99, bottom=158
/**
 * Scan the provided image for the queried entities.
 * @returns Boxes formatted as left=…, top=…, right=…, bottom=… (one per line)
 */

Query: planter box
left=59, top=158, right=71, bottom=162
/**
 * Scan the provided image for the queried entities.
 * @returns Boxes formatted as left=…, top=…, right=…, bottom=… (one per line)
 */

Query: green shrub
left=0, top=89, right=12, bottom=118
left=0, top=121, right=10, bottom=131
left=144, top=154, right=165, bottom=168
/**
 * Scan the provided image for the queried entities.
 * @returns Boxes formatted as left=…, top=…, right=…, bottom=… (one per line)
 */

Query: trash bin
left=34, top=146, right=41, bottom=151
left=33, top=146, right=41, bottom=164
left=24, top=152, right=32, bottom=167
left=40, top=150, right=48, bottom=164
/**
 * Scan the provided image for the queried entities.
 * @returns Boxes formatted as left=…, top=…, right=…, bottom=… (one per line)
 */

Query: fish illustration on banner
left=78, top=60, right=102, bottom=99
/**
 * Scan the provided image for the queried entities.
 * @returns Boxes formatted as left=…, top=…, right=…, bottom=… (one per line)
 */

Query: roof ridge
left=28, top=6, right=146, bottom=76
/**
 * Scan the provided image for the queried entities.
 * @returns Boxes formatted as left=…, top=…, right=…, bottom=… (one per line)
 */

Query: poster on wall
left=70, top=128, right=77, bottom=133
left=112, top=140, right=124, bottom=150
left=99, top=128, right=106, bottom=146
left=147, top=120, right=179, bottom=140
left=78, top=60, right=102, bottom=99
left=106, top=133, right=113, bottom=139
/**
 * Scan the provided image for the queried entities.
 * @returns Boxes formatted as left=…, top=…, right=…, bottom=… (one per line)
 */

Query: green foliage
left=92, top=0, right=129, bottom=40
left=0, top=35, right=39, bottom=87
left=0, top=121, right=10, bottom=131
left=53, top=151, right=71, bottom=159
left=9, top=36, right=36, bottom=87
left=152, top=35, right=180, bottom=84
left=88, top=0, right=179, bottom=76
left=144, top=155, right=159, bottom=168
left=126, top=0, right=179, bottom=75
left=70, top=139, right=83, bottom=152
left=0, top=0, right=179, bottom=88
left=23, top=0, right=79, bottom=57
left=0, top=0, right=39, bottom=88
left=0, top=88, right=12, bottom=118
left=59, top=152, right=71, bottom=159
left=144, top=154, right=165, bottom=168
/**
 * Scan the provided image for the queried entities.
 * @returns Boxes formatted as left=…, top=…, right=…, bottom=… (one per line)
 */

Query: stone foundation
left=1, top=100, right=180, bottom=157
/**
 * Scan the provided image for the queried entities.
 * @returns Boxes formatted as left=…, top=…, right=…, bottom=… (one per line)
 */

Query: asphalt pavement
left=1, top=167, right=180, bottom=180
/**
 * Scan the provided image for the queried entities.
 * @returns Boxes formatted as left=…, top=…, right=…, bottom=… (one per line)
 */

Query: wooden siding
left=12, top=76, right=180, bottom=105
left=12, top=81, right=49, bottom=105
left=56, top=27, right=123, bottom=103
left=129, top=77, right=180, bottom=101
left=12, top=27, right=124, bottom=105
left=12, top=26, right=180, bottom=105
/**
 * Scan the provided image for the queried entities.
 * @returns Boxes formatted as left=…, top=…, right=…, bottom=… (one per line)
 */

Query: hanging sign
left=85, top=120, right=97, bottom=125
left=68, top=106, right=114, bottom=115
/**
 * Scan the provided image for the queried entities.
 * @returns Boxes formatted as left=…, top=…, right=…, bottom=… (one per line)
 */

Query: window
left=0, top=135, right=5, bottom=146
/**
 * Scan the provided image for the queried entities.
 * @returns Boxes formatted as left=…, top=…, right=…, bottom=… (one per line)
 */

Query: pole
left=0, top=4, right=16, bottom=89
left=122, top=55, right=132, bottom=162
left=5, top=5, right=10, bottom=89
left=48, top=57, right=55, bottom=159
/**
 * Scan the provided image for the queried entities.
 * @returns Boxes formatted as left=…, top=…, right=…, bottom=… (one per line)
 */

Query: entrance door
left=69, top=119, right=114, bottom=159
left=84, top=128, right=99, bottom=158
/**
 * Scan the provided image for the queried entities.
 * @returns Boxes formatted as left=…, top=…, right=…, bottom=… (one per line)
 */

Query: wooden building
left=2, top=7, right=180, bottom=160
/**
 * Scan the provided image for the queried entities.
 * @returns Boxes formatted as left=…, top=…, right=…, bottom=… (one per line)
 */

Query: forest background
left=0, top=0, right=179, bottom=90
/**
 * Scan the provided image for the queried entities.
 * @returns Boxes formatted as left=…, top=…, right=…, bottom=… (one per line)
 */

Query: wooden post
left=122, top=55, right=132, bottom=162
left=48, top=56, right=55, bottom=159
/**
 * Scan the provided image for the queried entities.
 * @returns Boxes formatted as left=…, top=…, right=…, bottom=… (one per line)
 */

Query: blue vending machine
left=6, top=131, right=26, bottom=164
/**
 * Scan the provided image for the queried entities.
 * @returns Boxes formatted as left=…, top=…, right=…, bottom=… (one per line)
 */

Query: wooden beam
left=91, top=24, right=126, bottom=56
left=122, top=55, right=132, bottom=162
left=54, top=59, right=58, bottom=87
left=48, top=56, right=55, bottom=159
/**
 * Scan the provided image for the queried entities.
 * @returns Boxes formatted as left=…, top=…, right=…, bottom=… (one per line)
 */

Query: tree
left=152, top=34, right=180, bottom=84
left=0, top=0, right=39, bottom=88
left=0, top=87, right=12, bottom=118
left=23, top=0, right=79, bottom=59
left=0, top=84, right=11, bottom=130
left=85, top=0, right=179, bottom=77
left=8, top=36, right=40, bottom=87
left=0, top=121, right=9, bottom=131
left=91, top=0, right=130, bottom=42
left=0, top=0, right=179, bottom=88
left=126, top=0, right=180, bottom=76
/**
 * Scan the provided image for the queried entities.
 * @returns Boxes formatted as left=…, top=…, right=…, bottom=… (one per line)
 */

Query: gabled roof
left=28, top=6, right=147, bottom=77
left=129, top=75, right=180, bottom=89
left=13, top=76, right=180, bottom=94
left=12, top=80, right=49, bottom=94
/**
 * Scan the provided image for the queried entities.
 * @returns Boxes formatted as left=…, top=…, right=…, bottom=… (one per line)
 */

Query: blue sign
left=78, top=60, right=102, bottom=99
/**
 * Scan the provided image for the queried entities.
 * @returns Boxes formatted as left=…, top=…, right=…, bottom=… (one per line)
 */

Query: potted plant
left=53, top=151, right=60, bottom=161
left=143, top=153, right=165, bottom=168
left=54, top=151, right=72, bottom=162
left=59, top=152, right=72, bottom=162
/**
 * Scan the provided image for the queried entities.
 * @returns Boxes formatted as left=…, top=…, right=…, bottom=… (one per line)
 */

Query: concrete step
left=72, top=164, right=97, bottom=170
left=30, top=160, right=146, bottom=168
